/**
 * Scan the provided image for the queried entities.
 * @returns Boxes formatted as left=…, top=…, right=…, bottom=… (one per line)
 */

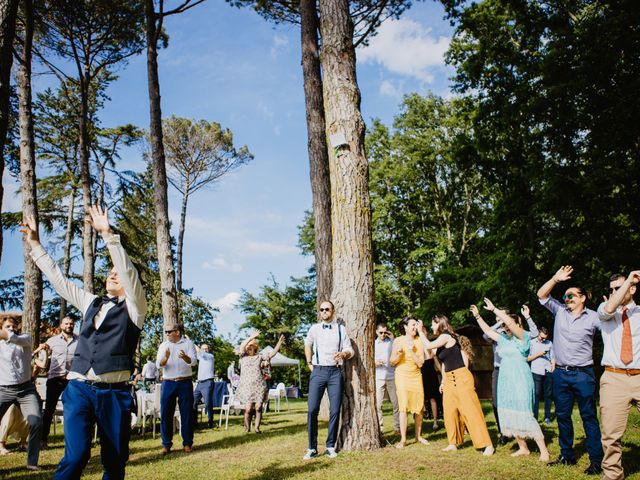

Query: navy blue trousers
left=160, top=379, right=194, bottom=448
left=307, top=366, right=343, bottom=450
left=193, top=378, right=214, bottom=425
left=54, top=380, right=132, bottom=480
left=553, top=368, right=603, bottom=463
left=532, top=372, right=554, bottom=421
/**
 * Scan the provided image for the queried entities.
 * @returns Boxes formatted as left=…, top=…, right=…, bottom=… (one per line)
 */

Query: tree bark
left=318, top=0, right=380, bottom=451
left=59, top=185, right=76, bottom=321
left=144, top=0, right=179, bottom=329
left=0, top=0, right=20, bottom=266
left=79, top=76, right=94, bottom=292
left=176, top=188, right=188, bottom=293
left=17, top=0, right=42, bottom=346
left=300, top=0, right=332, bottom=305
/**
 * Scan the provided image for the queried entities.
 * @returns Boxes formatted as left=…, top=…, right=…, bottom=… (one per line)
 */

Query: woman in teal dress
left=472, top=299, right=550, bottom=461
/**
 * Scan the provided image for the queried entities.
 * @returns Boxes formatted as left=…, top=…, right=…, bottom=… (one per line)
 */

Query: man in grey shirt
left=40, top=316, right=78, bottom=448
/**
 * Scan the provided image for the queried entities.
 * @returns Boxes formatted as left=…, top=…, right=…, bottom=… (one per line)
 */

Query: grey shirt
left=45, top=333, right=78, bottom=379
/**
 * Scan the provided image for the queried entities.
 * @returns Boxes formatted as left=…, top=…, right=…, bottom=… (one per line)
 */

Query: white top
left=31, top=233, right=147, bottom=383
left=197, top=351, right=215, bottom=381
left=598, top=301, right=640, bottom=369
left=141, top=360, right=158, bottom=379
left=529, top=338, right=554, bottom=375
left=157, top=337, right=197, bottom=380
left=0, top=332, right=32, bottom=385
left=45, top=333, right=78, bottom=379
left=305, top=320, right=354, bottom=367
left=374, top=338, right=395, bottom=380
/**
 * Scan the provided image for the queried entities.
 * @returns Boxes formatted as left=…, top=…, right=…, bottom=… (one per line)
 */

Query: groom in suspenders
left=303, top=301, right=354, bottom=460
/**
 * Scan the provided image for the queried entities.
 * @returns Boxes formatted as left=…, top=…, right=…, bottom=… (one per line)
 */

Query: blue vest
left=71, top=297, right=141, bottom=376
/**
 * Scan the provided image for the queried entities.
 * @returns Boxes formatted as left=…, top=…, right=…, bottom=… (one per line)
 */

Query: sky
left=1, top=1, right=455, bottom=341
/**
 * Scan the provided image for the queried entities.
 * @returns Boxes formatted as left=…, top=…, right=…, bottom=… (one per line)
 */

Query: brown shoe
left=183, top=445, right=192, bottom=453
left=161, top=447, right=171, bottom=455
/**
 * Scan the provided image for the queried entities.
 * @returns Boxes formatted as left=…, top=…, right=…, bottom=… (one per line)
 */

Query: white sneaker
left=325, top=447, right=338, bottom=458
left=303, top=449, right=318, bottom=460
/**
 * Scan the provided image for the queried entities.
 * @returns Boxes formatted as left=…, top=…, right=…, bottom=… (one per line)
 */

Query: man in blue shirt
left=537, top=265, right=602, bottom=475
left=527, top=326, right=554, bottom=423
left=193, top=344, right=216, bottom=428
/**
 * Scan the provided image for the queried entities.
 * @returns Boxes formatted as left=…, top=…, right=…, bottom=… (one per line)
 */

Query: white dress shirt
left=598, top=301, right=640, bottom=369
left=375, top=338, right=395, bottom=380
left=197, top=351, right=215, bottom=381
left=529, top=338, right=554, bottom=375
left=31, top=232, right=147, bottom=383
left=157, top=337, right=197, bottom=380
left=305, top=320, right=354, bottom=366
left=141, top=360, right=158, bottom=380
left=0, top=333, right=32, bottom=385
left=45, top=333, right=78, bottom=379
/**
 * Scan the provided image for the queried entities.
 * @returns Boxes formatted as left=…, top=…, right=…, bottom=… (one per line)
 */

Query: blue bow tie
left=102, top=296, right=119, bottom=305
left=322, top=324, right=332, bottom=330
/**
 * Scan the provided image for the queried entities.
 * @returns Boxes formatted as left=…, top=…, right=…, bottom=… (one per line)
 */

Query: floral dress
left=496, top=334, right=544, bottom=440
left=236, top=353, right=270, bottom=404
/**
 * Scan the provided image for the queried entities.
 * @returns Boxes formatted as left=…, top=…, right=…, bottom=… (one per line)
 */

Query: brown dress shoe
left=183, top=445, right=192, bottom=453
left=161, top=447, right=171, bottom=455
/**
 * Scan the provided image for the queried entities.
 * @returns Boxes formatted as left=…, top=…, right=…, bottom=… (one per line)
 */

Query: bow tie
left=101, top=296, right=119, bottom=305
left=322, top=324, right=332, bottom=330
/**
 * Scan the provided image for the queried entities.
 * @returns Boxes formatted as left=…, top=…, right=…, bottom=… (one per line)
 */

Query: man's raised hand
left=88, top=205, right=112, bottom=236
left=553, top=265, right=573, bottom=283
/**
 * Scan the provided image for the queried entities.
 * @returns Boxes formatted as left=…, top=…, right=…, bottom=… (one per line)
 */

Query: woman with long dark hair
left=389, top=317, right=429, bottom=448
left=417, top=315, right=494, bottom=455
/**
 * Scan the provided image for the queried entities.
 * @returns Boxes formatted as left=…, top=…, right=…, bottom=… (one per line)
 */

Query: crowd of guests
left=1, top=205, right=639, bottom=480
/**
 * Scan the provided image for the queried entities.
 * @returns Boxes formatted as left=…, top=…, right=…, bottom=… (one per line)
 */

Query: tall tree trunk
left=0, top=0, right=20, bottom=266
left=79, top=81, right=94, bottom=292
left=144, top=1, right=178, bottom=329
left=176, top=188, right=188, bottom=293
left=59, top=185, right=76, bottom=321
left=318, top=0, right=380, bottom=451
left=300, top=0, right=332, bottom=305
left=17, top=0, right=41, bottom=346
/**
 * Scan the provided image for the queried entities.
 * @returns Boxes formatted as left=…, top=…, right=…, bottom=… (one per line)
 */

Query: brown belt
left=163, top=376, right=192, bottom=382
left=604, top=366, right=640, bottom=376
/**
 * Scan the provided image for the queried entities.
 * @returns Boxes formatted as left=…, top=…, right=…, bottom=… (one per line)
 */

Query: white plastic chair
left=267, top=383, right=288, bottom=413
left=218, top=384, right=241, bottom=430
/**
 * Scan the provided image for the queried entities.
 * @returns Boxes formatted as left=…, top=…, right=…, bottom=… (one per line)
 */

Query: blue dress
left=496, top=334, right=543, bottom=440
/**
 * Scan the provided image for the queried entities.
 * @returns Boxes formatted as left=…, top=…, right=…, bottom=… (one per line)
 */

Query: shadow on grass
left=243, top=459, right=330, bottom=480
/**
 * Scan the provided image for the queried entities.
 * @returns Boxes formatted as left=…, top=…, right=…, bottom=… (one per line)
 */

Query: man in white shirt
left=527, top=326, right=555, bottom=423
left=22, top=206, right=146, bottom=480
left=303, top=301, right=354, bottom=460
left=40, top=316, right=78, bottom=448
left=374, top=323, right=399, bottom=433
left=141, top=357, right=158, bottom=383
left=598, top=271, right=640, bottom=480
left=157, top=324, right=197, bottom=454
left=0, top=313, right=42, bottom=471
left=193, top=344, right=215, bottom=428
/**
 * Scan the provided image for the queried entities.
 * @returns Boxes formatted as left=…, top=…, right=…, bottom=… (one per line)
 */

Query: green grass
left=2, top=399, right=640, bottom=479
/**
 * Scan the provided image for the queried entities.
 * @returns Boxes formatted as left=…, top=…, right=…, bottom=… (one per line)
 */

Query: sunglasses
left=610, top=286, right=622, bottom=293
left=562, top=293, right=582, bottom=300
left=165, top=329, right=177, bottom=334
left=319, top=308, right=332, bottom=312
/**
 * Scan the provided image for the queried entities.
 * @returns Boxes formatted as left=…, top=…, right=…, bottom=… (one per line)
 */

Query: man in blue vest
left=21, top=205, right=147, bottom=480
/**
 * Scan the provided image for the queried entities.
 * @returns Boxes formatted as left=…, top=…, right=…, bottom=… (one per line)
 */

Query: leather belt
left=83, top=380, right=129, bottom=389
left=164, top=376, right=192, bottom=382
left=604, top=366, right=640, bottom=376
left=555, top=365, right=592, bottom=372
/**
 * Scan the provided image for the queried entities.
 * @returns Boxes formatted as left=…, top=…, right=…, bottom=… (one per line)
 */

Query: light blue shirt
left=529, top=337, right=554, bottom=375
left=197, top=351, right=215, bottom=381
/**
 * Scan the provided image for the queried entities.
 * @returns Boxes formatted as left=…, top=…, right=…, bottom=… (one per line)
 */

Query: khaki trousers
left=600, top=370, right=640, bottom=480
left=376, top=378, right=400, bottom=431
left=442, top=367, right=491, bottom=449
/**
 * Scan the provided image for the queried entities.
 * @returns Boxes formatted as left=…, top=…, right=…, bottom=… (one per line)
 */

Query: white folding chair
left=218, top=384, right=240, bottom=430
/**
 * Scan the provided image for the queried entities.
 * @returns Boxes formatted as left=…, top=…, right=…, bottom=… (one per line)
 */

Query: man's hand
left=553, top=265, right=573, bottom=283
left=375, top=359, right=385, bottom=367
left=19, top=215, right=41, bottom=248
left=0, top=329, right=9, bottom=341
left=628, top=270, right=640, bottom=285
left=164, top=348, right=171, bottom=360
left=88, top=205, right=112, bottom=236
left=178, top=349, right=191, bottom=364
left=307, top=363, right=314, bottom=372
left=521, top=305, right=530, bottom=318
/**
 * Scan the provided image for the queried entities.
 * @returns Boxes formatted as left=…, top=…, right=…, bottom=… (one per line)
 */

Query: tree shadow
left=243, top=459, right=330, bottom=480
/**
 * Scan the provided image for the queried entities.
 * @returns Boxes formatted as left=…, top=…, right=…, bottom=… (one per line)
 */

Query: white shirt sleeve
left=304, top=325, right=316, bottom=348
left=597, top=302, right=615, bottom=321
left=187, top=340, right=198, bottom=367
left=8, top=332, right=32, bottom=348
left=156, top=341, right=168, bottom=368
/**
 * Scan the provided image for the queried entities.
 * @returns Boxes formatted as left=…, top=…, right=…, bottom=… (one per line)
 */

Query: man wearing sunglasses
left=374, top=323, right=400, bottom=434
left=598, top=271, right=640, bottom=480
left=537, top=265, right=602, bottom=475
left=157, top=324, right=197, bottom=455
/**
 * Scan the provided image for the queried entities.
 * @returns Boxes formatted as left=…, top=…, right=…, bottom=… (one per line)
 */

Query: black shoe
left=584, top=463, right=602, bottom=475
left=547, top=456, right=577, bottom=467
left=498, top=435, right=510, bottom=445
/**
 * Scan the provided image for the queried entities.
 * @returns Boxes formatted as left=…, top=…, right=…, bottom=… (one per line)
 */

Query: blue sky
left=1, top=1, right=455, bottom=341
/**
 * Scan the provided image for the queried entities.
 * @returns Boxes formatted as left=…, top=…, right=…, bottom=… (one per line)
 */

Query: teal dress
left=496, top=334, right=543, bottom=440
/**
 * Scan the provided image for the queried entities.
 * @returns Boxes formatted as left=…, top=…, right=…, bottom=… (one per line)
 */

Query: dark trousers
left=43, top=376, right=68, bottom=442
left=0, top=381, right=42, bottom=467
left=532, top=372, right=553, bottom=421
left=491, top=367, right=502, bottom=434
left=553, top=368, right=603, bottom=463
left=307, top=366, right=343, bottom=450
left=160, top=380, right=194, bottom=448
left=54, top=380, right=132, bottom=480
left=193, top=378, right=214, bottom=426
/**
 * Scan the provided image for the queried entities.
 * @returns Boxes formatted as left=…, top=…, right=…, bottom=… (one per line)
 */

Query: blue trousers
left=54, top=380, right=132, bottom=480
left=532, top=372, right=554, bottom=421
left=193, top=379, right=214, bottom=425
left=160, top=379, right=194, bottom=448
left=307, top=366, right=343, bottom=450
left=553, top=368, right=603, bottom=463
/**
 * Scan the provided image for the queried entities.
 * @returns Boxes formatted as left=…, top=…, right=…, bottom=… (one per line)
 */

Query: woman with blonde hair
left=390, top=317, right=429, bottom=448
left=417, top=315, right=494, bottom=456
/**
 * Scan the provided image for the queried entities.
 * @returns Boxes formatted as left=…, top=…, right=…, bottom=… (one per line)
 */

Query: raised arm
left=538, top=265, right=573, bottom=300
left=602, top=271, right=640, bottom=316
left=238, top=331, right=260, bottom=355
left=471, top=304, right=501, bottom=342
left=484, top=298, right=524, bottom=340
left=389, top=338, right=404, bottom=366
left=417, top=321, right=450, bottom=352
left=521, top=304, right=539, bottom=338
left=269, top=334, right=286, bottom=359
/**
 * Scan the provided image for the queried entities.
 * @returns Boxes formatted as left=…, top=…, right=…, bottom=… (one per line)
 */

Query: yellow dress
left=393, top=337, right=424, bottom=414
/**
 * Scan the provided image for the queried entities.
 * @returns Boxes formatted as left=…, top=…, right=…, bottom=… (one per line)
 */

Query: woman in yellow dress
left=390, top=316, right=429, bottom=448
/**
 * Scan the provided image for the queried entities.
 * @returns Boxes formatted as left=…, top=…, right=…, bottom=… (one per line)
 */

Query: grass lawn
left=2, top=399, right=640, bottom=479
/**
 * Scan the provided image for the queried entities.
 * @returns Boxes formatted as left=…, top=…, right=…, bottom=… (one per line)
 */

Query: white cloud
left=358, top=18, right=450, bottom=82
left=212, top=291, right=241, bottom=313
left=202, top=256, right=243, bottom=273
left=379, top=79, right=403, bottom=98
